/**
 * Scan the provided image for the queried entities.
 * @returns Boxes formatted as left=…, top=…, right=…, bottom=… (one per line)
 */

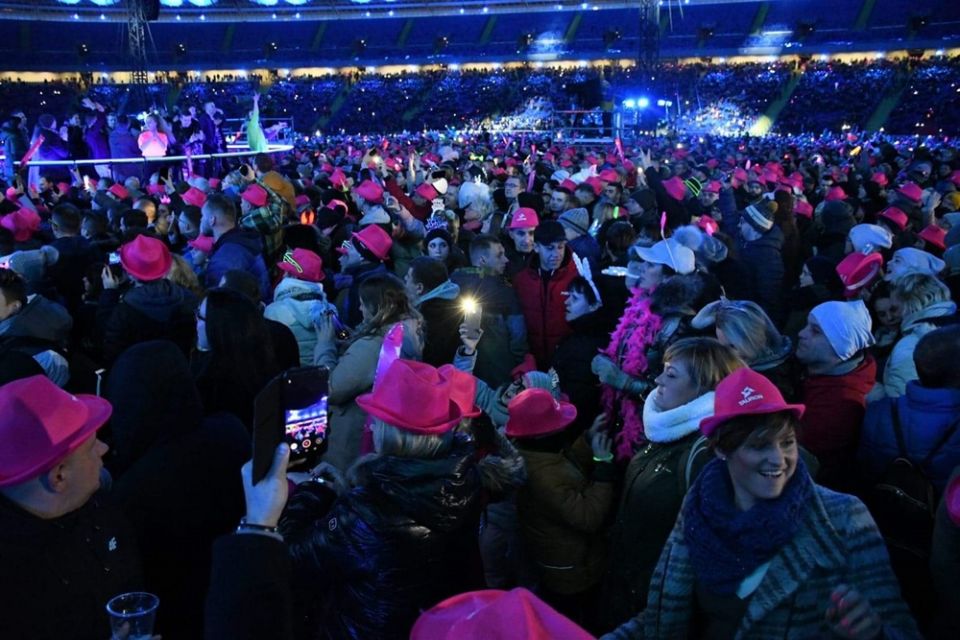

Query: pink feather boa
left=601, top=287, right=662, bottom=460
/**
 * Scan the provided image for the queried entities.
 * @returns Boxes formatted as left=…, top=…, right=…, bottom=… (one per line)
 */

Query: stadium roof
left=0, top=0, right=768, bottom=21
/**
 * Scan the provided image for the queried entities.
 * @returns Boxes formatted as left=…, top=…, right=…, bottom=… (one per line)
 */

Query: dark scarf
left=682, top=456, right=813, bottom=596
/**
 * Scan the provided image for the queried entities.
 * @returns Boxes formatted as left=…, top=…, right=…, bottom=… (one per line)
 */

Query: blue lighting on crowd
left=623, top=97, right=650, bottom=110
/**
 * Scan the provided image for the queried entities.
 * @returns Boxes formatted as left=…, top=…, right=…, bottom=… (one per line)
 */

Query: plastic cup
left=106, top=592, right=159, bottom=640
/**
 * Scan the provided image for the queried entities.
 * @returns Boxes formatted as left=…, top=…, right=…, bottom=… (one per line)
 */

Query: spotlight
left=77, top=43, right=90, bottom=58
left=637, top=97, right=650, bottom=109
left=623, top=99, right=636, bottom=109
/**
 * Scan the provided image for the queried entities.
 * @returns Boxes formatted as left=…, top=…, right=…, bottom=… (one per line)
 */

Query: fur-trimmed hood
left=650, top=272, right=720, bottom=318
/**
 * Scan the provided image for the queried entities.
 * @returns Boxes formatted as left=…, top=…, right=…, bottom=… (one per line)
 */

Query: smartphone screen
left=281, top=367, right=329, bottom=459
left=252, top=366, right=329, bottom=483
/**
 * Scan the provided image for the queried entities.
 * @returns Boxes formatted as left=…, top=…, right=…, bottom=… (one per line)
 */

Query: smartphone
left=108, top=252, right=121, bottom=265
left=252, top=366, right=329, bottom=483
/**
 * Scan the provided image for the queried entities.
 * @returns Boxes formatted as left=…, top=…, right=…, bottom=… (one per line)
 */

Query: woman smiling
left=599, top=338, right=744, bottom=630
left=602, top=368, right=920, bottom=640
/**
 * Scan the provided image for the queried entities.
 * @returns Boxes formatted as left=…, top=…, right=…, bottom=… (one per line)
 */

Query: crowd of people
left=1, top=55, right=958, bottom=157
left=1, top=79, right=960, bottom=639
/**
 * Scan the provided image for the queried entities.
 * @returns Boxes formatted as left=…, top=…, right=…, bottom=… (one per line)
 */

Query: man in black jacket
left=0, top=375, right=143, bottom=640
left=404, top=256, right=462, bottom=367
left=99, top=234, right=197, bottom=362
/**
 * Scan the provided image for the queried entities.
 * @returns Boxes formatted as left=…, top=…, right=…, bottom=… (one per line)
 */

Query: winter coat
left=106, top=340, right=249, bottom=640
left=49, top=235, right=102, bottom=315
left=515, top=436, right=615, bottom=595
left=84, top=112, right=110, bottom=160
left=279, top=436, right=485, bottom=640
left=799, top=355, right=877, bottom=492
left=0, top=494, right=144, bottom=640
left=0, top=293, right=72, bottom=345
left=931, top=467, right=960, bottom=640
left=859, top=382, right=960, bottom=494
left=99, top=280, right=198, bottom=363
left=870, top=301, right=957, bottom=400
left=109, top=126, right=142, bottom=182
left=551, top=308, right=609, bottom=435
left=568, top=233, right=602, bottom=274
left=264, top=277, right=327, bottom=367
left=314, top=318, right=422, bottom=471
left=513, top=248, right=579, bottom=369
left=206, top=533, right=293, bottom=640
left=0, top=120, right=27, bottom=181
left=415, top=279, right=463, bottom=367
left=205, top=228, right=271, bottom=302
left=600, top=393, right=715, bottom=630
left=601, top=486, right=920, bottom=640
left=739, top=225, right=786, bottom=327
left=0, top=293, right=73, bottom=382
left=645, top=167, right=691, bottom=229
left=450, top=267, right=528, bottom=388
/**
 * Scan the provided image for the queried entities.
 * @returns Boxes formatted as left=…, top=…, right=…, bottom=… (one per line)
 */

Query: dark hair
left=220, top=269, right=263, bottom=305
left=566, top=275, right=599, bottom=306
left=0, top=268, right=26, bottom=306
left=408, top=256, right=449, bottom=294
left=915, top=325, right=960, bottom=389
left=254, top=153, right=274, bottom=173
left=711, top=411, right=800, bottom=455
left=178, top=205, right=202, bottom=229
left=51, top=203, right=81, bottom=234
left=117, top=114, right=130, bottom=126
left=203, top=194, right=237, bottom=223
left=82, top=213, right=107, bottom=237
left=202, top=288, right=279, bottom=396
left=605, top=220, right=636, bottom=254
left=120, top=208, right=148, bottom=230
left=356, top=273, right=418, bottom=339
left=0, top=228, right=12, bottom=257
left=469, top=234, right=502, bottom=264
left=606, top=182, right=623, bottom=197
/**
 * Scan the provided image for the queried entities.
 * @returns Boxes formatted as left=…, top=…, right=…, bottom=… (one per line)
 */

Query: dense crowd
left=1, top=86, right=960, bottom=640
left=1, top=56, right=958, bottom=146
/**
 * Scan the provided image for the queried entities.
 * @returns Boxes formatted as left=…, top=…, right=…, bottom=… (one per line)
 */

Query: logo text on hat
left=739, top=386, right=763, bottom=406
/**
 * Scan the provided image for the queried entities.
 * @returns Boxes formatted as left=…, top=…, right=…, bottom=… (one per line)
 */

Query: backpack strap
left=919, top=414, right=960, bottom=467
left=892, top=400, right=960, bottom=469
left=679, top=434, right=710, bottom=495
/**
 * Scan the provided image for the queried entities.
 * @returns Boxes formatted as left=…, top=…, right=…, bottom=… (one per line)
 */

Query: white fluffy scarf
left=642, top=391, right=716, bottom=444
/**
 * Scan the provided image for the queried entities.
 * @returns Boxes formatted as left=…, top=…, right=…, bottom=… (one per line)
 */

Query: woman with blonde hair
left=868, top=272, right=956, bottom=400
left=599, top=337, right=745, bottom=630
left=313, top=273, right=423, bottom=471
left=692, top=298, right=799, bottom=400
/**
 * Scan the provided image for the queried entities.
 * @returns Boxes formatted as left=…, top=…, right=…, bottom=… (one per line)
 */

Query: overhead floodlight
left=637, top=97, right=650, bottom=109
left=623, top=99, right=636, bottom=109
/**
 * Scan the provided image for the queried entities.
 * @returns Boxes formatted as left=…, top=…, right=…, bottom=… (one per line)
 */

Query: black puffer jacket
left=105, top=341, right=249, bottom=640
left=738, top=225, right=786, bottom=328
left=552, top=308, right=609, bottom=435
left=280, top=436, right=485, bottom=640
left=99, top=280, right=197, bottom=363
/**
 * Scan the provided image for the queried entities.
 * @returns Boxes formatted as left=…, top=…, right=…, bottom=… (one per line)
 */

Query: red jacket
left=799, top=354, right=877, bottom=492
left=513, top=250, right=578, bottom=370
left=384, top=179, right=431, bottom=221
